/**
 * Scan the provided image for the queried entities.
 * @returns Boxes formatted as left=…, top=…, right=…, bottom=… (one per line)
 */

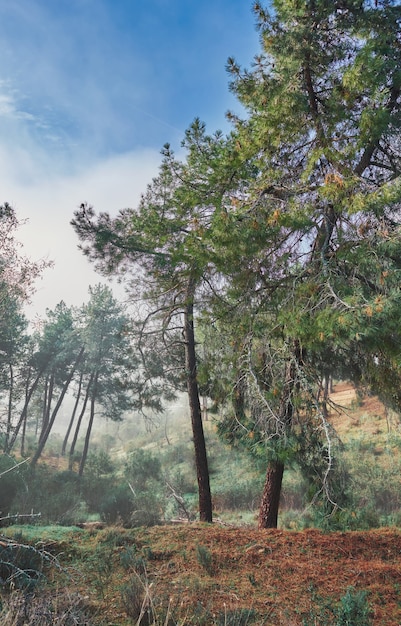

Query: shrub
left=336, top=587, right=372, bottom=626
left=11, top=467, right=82, bottom=525
left=0, top=454, right=27, bottom=520
left=124, top=449, right=162, bottom=491
left=0, top=589, right=97, bottom=625
left=99, top=484, right=134, bottom=525
left=196, top=544, right=214, bottom=575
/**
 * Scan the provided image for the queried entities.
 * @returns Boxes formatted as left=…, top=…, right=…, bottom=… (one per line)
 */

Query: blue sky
left=0, top=0, right=259, bottom=316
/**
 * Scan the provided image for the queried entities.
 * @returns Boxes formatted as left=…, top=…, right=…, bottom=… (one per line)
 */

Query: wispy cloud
left=0, top=0, right=258, bottom=317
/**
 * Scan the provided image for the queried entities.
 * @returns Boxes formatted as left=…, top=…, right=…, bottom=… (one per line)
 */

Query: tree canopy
left=72, top=0, right=401, bottom=526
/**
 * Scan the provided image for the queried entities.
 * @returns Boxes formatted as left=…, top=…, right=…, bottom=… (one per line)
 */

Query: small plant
left=302, top=585, right=372, bottom=626
left=336, top=586, right=372, bottom=625
left=216, top=607, right=257, bottom=625
left=120, top=546, right=147, bottom=575
left=87, top=545, right=115, bottom=599
left=0, top=589, right=96, bottom=625
left=196, top=543, right=214, bottom=576
left=120, top=574, right=147, bottom=623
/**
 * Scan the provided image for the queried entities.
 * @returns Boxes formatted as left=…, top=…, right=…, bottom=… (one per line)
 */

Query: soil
left=7, top=382, right=401, bottom=625
left=59, top=523, right=401, bottom=625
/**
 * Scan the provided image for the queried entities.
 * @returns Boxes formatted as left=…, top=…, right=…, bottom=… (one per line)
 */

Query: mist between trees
left=2, top=0, right=401, bottom=532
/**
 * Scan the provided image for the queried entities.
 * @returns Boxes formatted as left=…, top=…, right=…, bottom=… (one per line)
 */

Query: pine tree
left=207, top=0, right=401, bottom=527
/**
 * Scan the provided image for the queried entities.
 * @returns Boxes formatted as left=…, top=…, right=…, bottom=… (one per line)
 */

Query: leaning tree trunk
left=6, top=366, right=45, bottom=454
left=69, top=372, right=93, bottom=470
left=39, top=372, right=54, bottom=445
left=183, top=278, right=213, bottom=523
left=258, top=460, right=285, bottom=529
left=4, top=363, right=14, bottom=452
left=31, top=347, right=85, bottom=468
left=78, top=373, right=98, bottom=477
left=62, top=370, right=83, bottom=456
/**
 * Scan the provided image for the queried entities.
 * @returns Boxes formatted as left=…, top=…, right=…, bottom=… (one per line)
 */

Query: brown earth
left=10, top=382, right=401, bottom=625
left=57, top=523, right=401, bottom=625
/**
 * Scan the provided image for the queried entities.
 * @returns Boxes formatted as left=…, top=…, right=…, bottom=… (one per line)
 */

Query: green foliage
left=302, top=585, right=372, bottom=626
left=336, top=587, right=372, bottom=626
left=87, top=544, right=115, bottom=599
left=120, top=574, right=146, bottom=622
left=124, top=448, right=162, bottom=491
left=99, top=484, right=134, bottom=525
left=81, top=451, right=116, bottom=513
left=216, top=608, right=257, bottom=626
left=11, top=467, right=82, bottom=525
left=196, top=544, right=214, bottom=576
left=0, top=455, right=27, bottom=519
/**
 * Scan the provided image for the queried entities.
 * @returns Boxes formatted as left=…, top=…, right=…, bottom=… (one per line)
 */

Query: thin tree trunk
left=6, top=367, right=45, bottom=454
left=258, top=461, right=285, bottom=529
left=69, top=373, right=94, bottom=470
left=78, top=373, right=98, bottom=477
left=183, top=277, right=212, bottom=523
left=62, top=370, right=83, bottom=456
left=4, top=363, right=14, bottom=452
left=31, top=347, right=85, bottom=468
left=39, top=373, right=54, bottom=444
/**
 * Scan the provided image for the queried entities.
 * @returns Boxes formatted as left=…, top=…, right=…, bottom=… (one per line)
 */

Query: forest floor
left=3, top=522, right=401, bottom=625
left=3, top=382, right=401, bottom=625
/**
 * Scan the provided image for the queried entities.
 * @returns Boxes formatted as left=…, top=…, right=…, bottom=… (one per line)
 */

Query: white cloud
left=2, top=148, right=161, bottom=318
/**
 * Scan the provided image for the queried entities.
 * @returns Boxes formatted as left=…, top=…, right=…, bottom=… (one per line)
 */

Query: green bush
left=11, top=467, right=82, bottom=525
left=336, top=587, right=372, bottom=626
left=99, top=484, right=134, bottom=525
left=124, top=448, right=162, bottom=491
left=81, top=451, right=116, bottom=513
left=302, top=585, right=372, bottom=626
left=0, top=455, right=27, bottom=520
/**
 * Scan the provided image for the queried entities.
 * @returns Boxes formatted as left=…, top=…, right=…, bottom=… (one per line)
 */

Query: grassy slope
left=3, top=523, right=401, bottom=625
left=2, top=383, right=401, bottom=625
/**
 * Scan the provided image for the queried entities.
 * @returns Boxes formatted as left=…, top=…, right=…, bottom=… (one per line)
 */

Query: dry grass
left=3, top=523, right=398, bottom=625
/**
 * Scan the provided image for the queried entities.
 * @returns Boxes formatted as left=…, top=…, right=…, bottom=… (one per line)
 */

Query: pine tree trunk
left=31, top=347, right=85, bottom=468
left=6, top=367, right=44, bottom=454
left=184, top=278, right=213, bottom=523
left=258, top=343, right=301, bottom=529
left=258, top=460, right=284, bottom=529
left=62, top=370, right=83, bottom=456
left=4, top=364, right=14, bottom=452
left=40, top=373, right=54, bottom=444
left=69, top=373, right=93, bottom=470
left=78, top=373, right=98, bottom=477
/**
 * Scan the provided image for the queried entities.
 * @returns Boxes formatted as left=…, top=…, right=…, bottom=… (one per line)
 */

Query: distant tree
left=0, top=203, right=50, bottom=453
left=75, top=284, right=135, bottom=476
left=29, top=303, right=85, bottom=468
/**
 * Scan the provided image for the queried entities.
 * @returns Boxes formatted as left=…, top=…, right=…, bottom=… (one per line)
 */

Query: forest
left=1, top=0, right=401, bottom=624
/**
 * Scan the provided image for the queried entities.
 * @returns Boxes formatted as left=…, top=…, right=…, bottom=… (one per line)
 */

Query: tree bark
left=78, top=372, right=98, bottom=477
left=258, top=460, right=285, bottom=529
left=62, top=370, right=83, bottom=456
left=4, top=364, right=14, bottom=452
left=6, top=367, right=44, bottom=454
left=39, top=373, right=54, bottom=444
left=69, top=372, right=93, bottom=470
left=31, top=347, right=85, bottom=468
left=258, top=343, right=301, bottom=528
left=183, top=277, right=213, bottom=523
